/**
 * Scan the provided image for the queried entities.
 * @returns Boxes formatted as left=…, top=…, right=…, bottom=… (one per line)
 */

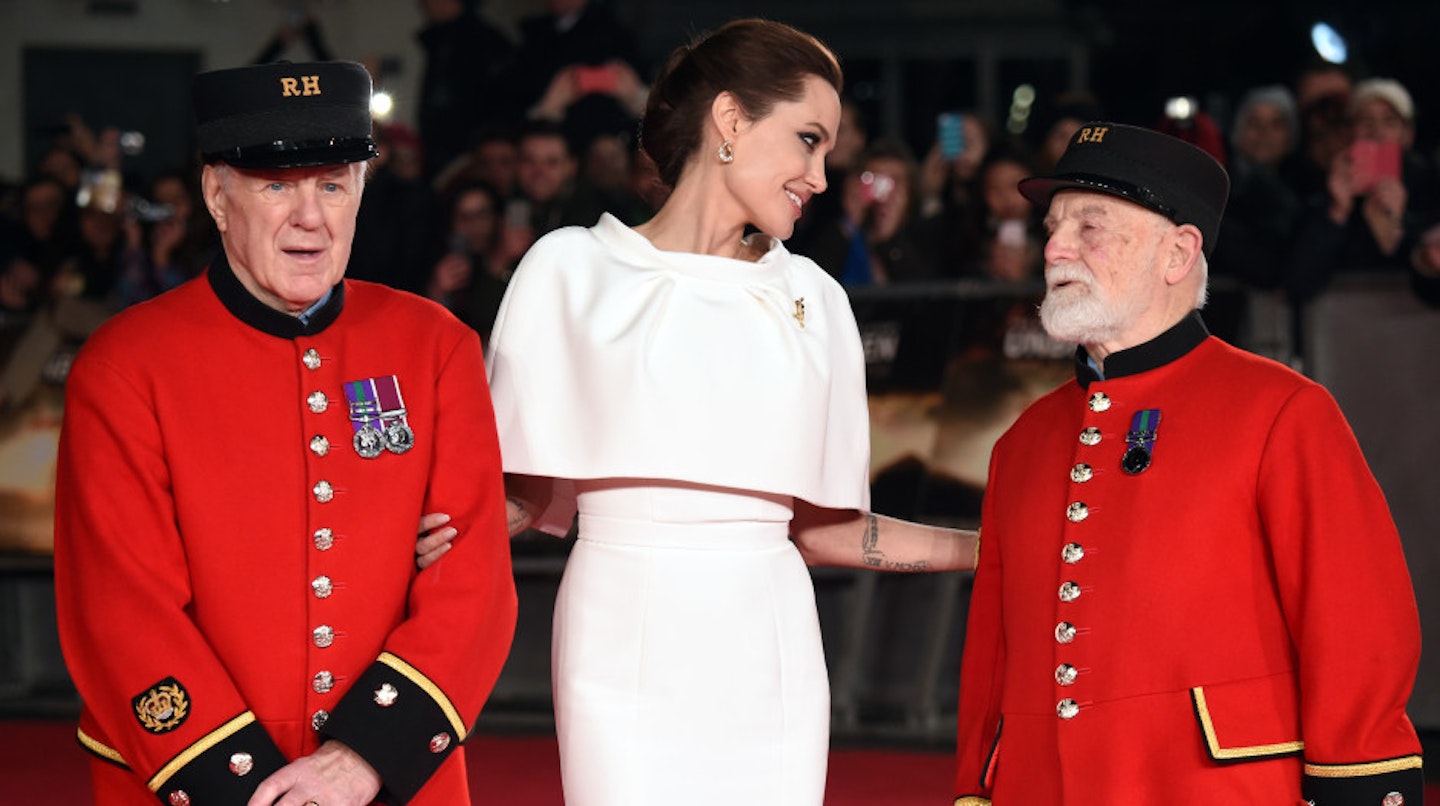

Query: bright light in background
left=1007, top=83, right=1036, bottom=135
left=371, top=91, right=394, bottom=122
left=1311, top=22, right=1348, bottom=64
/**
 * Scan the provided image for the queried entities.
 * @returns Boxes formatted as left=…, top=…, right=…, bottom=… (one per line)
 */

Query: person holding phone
left=1286, top=77, right=1440, bottom=304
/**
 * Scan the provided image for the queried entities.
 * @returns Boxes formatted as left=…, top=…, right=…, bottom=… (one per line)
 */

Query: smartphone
left=1349, top=139, right=1401, bottom=195
left=937, top=112, right=966, bottom=160
left=574, top=64, right=618, bottom=96
left=859, top=171, right=895, bottom=204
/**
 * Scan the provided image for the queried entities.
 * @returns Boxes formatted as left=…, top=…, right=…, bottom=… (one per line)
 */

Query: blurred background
left=0, top=0, right=1436, bottom=799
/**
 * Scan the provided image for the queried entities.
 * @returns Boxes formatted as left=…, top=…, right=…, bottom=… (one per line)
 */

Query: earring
left=717, top=139, right=734, bottom=164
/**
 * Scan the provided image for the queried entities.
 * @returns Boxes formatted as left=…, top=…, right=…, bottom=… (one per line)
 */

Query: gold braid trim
left=955, top=798, right=992, bottom=805
left=76, top=727, right=128, bottom=768
left=147, top=712, right=255, bottom=791
left=378, top=651, right=468, bottom=739
left=1192, top=687, right=1304, bottom=759
left=1305, top=755, right=1423, bottom=777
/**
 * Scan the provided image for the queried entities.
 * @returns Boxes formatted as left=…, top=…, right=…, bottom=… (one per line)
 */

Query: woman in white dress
left=420, top=18, right=977, bottom=805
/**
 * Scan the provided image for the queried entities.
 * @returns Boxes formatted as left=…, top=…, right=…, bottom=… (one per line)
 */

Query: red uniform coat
left=955, top=313, right=1423, bottom=805
left=54, top=256, right=517, bottom=805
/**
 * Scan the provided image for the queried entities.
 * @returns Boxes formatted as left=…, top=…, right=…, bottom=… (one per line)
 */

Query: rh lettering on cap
left=280, top=75, right=322, bottom=97
left=1076, top=126, right=1109, bottom=144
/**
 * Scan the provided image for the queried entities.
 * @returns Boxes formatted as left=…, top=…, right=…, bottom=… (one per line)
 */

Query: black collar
left=1075, top=310, right=1209, bottom=388
left=207, top=251, right=345, bottom=339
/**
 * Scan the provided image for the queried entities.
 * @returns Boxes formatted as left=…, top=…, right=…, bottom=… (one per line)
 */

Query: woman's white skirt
left=552, top=482, right=830, bottom=805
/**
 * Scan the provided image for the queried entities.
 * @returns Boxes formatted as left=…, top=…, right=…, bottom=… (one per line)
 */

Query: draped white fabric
left=486, top=213, right=871, bottom=533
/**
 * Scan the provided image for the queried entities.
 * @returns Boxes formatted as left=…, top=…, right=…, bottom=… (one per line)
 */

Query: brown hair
left=640, top=18, right=843, bottom=188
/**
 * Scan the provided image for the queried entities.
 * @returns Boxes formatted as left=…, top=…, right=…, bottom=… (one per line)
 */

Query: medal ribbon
left=343, top=379, right=381, bottom=436
left=374, top=375, right=408, bottom=429
left=1125, top=409, right=1161, bottom=458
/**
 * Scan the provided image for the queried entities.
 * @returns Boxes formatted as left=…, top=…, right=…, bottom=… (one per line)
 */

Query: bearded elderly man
left=946, top=123, right=1424, bottom=804
left=53, top=61, right=516, bottom=806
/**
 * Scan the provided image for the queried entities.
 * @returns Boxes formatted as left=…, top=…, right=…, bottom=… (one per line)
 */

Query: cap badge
left=133, top=677, right=191, bottom=734
left=280, top=75, right=322, bottom=98
left=1122, top=408, right=1161, bottom=475
left=1076, top=125, right=1110, bottom=144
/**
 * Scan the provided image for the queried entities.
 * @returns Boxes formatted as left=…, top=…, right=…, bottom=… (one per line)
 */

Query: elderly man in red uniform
left=53, top=61, right=517, bottom=805
left=949, top=123, right=1424, bottom=803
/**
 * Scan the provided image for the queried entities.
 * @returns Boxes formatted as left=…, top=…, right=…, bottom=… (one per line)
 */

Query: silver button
left=374, top=682, right=399, bottom=707
left=1055, top=664, right=1078, bottom=686
left=1057, top=699, right=1080, bottom=720
left=228, top=752, right=254, bottom=776
left=1066, top=502, right=1089, bottom=522
left=313, top=527, right=334, bottom=551
left=313, top=671, right=334, bottom=694
left=1088, top=392, right=1111, bottom=412
left=1079, top=427, right=1102, bottom=446
left=1059, top=581, right=1082, bottom=603
left=1062, top=542, right=1085, bottom=564
left=169, top=791, right=191, bottom=806
left=307, top=390, right=329, bottom=413
left=1070, top=463, right=1093, bottom=483
left=429, top=732, right=451, bottom=753
left=313, top=625, right=334, bottom=648
left=1055, top=621, right=1076, bottom=643
left=313, top=480, right=334, bottom=503
left=311, top=575, right=333, bottom=599
left=310, top=435, right=330, bottom=456
left=302, top=348, right=322, bottom=370
left=311, top=709, right=330, bottom=731
left=1382, top=793, right=1405, bottom=806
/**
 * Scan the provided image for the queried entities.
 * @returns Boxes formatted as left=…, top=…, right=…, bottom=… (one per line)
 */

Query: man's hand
left=416, top=512, right=457, bottom=570
left=246, top=740, right=381, bottom=806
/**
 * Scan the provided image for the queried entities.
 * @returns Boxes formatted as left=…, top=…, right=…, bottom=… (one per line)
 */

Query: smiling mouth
left=785, top=189, right=803, bottom=211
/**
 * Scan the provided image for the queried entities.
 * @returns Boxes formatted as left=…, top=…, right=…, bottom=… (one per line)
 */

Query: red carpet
left=0, top=719, right=954, bottom=805
left=5, top=719, right=1434, bottom=804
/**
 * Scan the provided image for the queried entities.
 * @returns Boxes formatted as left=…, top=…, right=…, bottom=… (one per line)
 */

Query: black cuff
left=320, top=653, right=467, bottom=805
left=154, top=716, right=287, bottom=806
left=1302, top=761, right=1424, bottom=805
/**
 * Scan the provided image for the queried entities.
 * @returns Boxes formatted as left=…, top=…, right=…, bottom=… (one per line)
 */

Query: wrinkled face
left=1353, top=97, right=1412, bottom=148
left=723, top=74, right=840, bottom=239
left=1038, top=191, right=1170, bottom=347
left=1237, top=102, right=1293, bottom=166
left=202, top=162, right=365, bottom=313
left=517, top=135, right=576, bottom=204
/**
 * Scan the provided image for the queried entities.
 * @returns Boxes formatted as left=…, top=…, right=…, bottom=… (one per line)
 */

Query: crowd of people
left=4, top=5, right=1438, bottom=408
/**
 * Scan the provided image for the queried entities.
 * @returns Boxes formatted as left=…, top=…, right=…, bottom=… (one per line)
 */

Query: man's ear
left=1165, top=223, right=1203, bottom=285
left=200, top=164, right=228, bottom=233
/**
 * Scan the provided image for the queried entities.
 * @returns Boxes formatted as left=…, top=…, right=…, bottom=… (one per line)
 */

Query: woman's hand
left=416, top=512, right=457, bottom=570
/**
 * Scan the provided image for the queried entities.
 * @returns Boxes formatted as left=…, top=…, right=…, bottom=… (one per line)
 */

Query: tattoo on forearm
left=860, top=513, right=931, bottom=572
left=506, top=497, right=530, bottom=535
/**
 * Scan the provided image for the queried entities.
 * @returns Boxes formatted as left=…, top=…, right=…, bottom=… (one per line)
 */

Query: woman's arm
left=416, top=474, right=557, bottom=569
left=789, top=499, right=978, bottom=572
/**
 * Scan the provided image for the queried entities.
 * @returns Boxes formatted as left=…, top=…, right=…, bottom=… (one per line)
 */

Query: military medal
left=1122, top=408, right=1161, bottom=475
left=343, top=379, right=386, bottom=458
left=374, top=375, right=415, bottom=455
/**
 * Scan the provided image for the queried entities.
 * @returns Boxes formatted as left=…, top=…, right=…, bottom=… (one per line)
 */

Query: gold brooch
left=793, top=298, right=806, bottom=328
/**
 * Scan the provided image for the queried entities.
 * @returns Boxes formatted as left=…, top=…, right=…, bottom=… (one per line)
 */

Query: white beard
left=1038, top=263, right=1142, bottom=345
